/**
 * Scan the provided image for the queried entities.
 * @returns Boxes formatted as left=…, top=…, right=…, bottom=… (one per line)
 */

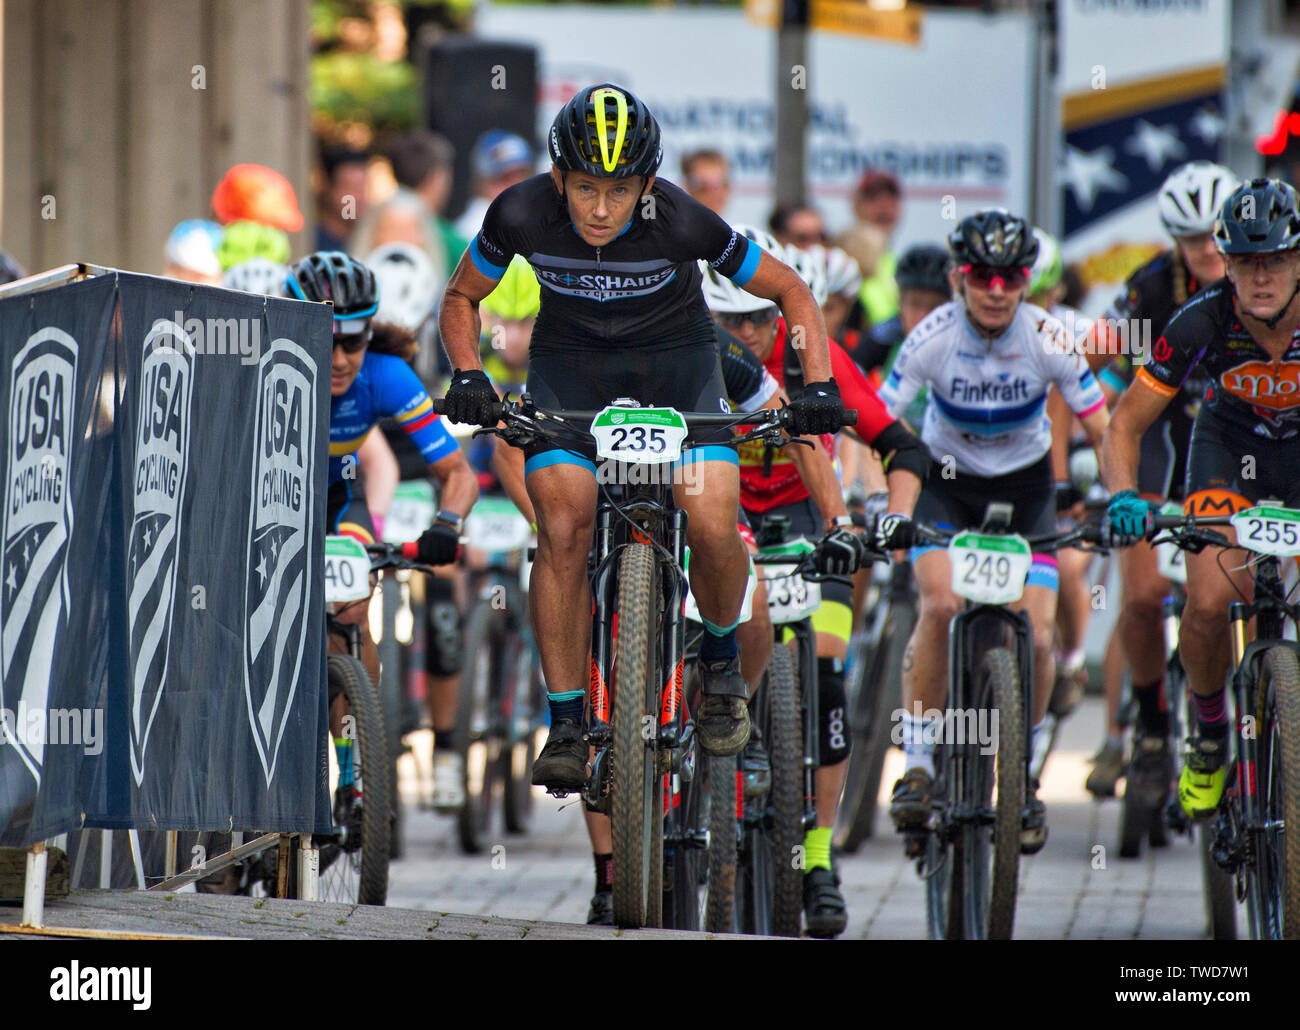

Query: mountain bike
left=454, top=496, right=545, bottom=854
left=837, top=556, right=916, bottom=850
left=1147, top=503, right=1300, bottom=940
left=739, top=528, right=844, bottom=937
left=433, top=394, right=850, bottom=929
left=903, top=505, right=1105, bottom=940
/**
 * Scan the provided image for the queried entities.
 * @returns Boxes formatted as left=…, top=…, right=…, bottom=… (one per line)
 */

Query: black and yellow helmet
left=548, top=84, right=662, bottom=180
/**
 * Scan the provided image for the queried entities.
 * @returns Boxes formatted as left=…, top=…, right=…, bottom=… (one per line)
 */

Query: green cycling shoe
left=1178, top=736, right=1227, bottom=819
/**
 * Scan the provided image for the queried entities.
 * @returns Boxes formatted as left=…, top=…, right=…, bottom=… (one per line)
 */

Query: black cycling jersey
left=469, top=174, right=758, bottom=349
left=1102, top=250, right=1208, bottom=496
left=1140, top=278, right=1300, bottom=442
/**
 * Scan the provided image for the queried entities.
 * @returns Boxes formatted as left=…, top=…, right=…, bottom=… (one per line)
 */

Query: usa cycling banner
left=0, top=271, right=333, bottom=846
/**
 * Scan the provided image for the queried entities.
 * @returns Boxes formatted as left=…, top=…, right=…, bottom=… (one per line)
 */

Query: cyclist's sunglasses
left=961, top=264, right=1029, bottom=290
left=333, top=325, right=371, bottom=353
left=717, top=307, right=780, bottom=329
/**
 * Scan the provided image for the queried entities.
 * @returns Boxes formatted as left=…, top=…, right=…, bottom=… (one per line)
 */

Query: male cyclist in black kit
left=439, top=84, right=852, bottom=792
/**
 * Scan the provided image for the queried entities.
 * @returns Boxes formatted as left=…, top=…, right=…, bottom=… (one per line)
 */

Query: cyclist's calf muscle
left=1180, top=540, right=1250, bottom=697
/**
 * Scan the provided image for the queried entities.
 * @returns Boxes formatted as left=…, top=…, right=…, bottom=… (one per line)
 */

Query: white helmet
left=807, top=244, right=863, bottom=298
left=1158, top=161, right=1239, bottom=237
left=366, top=242, right=441, bottom=331
left=222, top=257, right=288, bottom=296
left=731, top=223, right=783, bottom=261
left=783, top=243, right=828, bottom=307
left=699, top=260, right=773, bottom=314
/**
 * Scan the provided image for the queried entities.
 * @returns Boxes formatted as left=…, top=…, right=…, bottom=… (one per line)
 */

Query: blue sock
left=700, top=626, right=738, bottom=663
left=547, top=689, right=584, bottom=724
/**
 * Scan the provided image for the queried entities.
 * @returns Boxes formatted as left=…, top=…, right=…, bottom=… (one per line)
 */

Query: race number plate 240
left=1231, top=505, right=1300, bottom=558
left=590, top=406, right=688, bottom=464
left=324, top=535, right=372, bottom=605
left=948, top=531, right=1032, bottom=605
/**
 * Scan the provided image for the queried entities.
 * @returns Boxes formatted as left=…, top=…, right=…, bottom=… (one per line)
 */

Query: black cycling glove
left=788, top=379, right=845, bottom=436
left=814, top=527, right=866, bottom=576
left=415, top=523, right=460, bottom=566
left=444, top=368, right=499, bottom=426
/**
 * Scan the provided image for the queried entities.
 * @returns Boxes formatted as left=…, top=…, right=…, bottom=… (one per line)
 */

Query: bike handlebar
left=430, top=396, right=857, bottom=432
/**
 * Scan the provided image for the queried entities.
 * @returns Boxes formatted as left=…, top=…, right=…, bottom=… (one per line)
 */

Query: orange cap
left=211, top=163, right=304, bottom=233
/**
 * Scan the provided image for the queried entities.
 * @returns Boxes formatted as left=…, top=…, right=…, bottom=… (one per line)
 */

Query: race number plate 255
left=590, top=406, right=688, bottom=464
left=948, top=531, right=1032, bottom=605
left=1230, top=505, right=1300, bottom=558
left=324, top=535, right=372, bottom=604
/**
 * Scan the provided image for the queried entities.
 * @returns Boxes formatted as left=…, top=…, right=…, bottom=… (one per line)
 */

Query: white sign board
left=478, top=5, right=1034, bottom=248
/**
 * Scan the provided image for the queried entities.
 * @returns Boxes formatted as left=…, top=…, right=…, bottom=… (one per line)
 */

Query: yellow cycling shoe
left=1178, top=736, right=1228, bottom=819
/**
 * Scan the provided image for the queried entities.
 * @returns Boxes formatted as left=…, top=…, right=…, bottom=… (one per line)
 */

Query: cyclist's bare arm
left=439, top=253, right=501, bottom=373
left=1101, top=378, right=1170, bottom=494
left=491, top=439, right=537, bottom=525
left=1047, top=387, right=1073, bottom=483
left=427, top=446, right=479, bottom=520
left=741, top=251, right=832, bottom=382
left=358, top=428, right=400, bottom=520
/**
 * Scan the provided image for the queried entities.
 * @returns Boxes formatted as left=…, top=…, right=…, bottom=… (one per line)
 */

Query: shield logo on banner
left=127, top=323, right=195, bottom=784
left=0, top=328, right=78, bottom=786
left=243, top=339, right=317, bottom=784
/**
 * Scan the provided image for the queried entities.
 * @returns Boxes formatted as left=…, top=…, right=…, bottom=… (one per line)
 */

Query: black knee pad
left=817, top=657, right=851, bottom=766
left=424, top=576, right=463, bottom=676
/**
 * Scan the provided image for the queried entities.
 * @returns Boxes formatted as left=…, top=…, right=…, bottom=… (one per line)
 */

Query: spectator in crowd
left=210, top=163, right=304, bottom=234
left=350, top=130, right=468, bottom=294
left=851, top=169, right=903, bottom=327
left=0, top=250, right=24, bottom=286
left=769, top=201, right=827, bottom=249
left=455, top=130, right=535, bottom=239
left=1061, top=262, right=1087, bottom=310
left=163, top=219, right=223, bottom=285
left=316, top=144, right=371, bottom=253
left=681, top=148, right=732, bottom=216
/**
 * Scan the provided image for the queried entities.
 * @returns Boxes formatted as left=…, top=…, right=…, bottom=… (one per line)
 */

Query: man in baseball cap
left=455, top=130, right=535, bottom=238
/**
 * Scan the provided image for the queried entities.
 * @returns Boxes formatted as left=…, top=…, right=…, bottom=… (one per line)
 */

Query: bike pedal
left=902, top=830, right=926, bottom=859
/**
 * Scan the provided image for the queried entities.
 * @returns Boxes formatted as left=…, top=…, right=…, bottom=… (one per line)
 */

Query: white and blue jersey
left=878, top=301, right=1105, bottom=478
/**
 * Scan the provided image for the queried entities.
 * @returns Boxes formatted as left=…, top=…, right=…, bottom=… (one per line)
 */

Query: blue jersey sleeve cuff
left=469, top=238, right=507, bottom=279
left=728, top=238, right=763, bottom=288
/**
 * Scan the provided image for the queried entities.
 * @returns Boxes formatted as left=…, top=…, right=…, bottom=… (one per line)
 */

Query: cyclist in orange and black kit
left=1103, top=178, right=1300, bottom=819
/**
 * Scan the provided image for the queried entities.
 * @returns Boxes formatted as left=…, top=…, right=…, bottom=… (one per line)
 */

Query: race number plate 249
left=1231, top=505, right=1300, bottom=557
left=590, top=406, right=688, bottom=464
left=948, top=531, right=1032, bottom=605
left=324, top=535, right=372, bottom=604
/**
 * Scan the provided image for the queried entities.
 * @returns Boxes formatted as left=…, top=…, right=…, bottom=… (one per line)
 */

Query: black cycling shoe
left=889, top=767, right=933, bottom=831
left=530, top=717, right=588, bottom=793
left=741, top=722, right=771, bottom=798
left=587, top=890, right=614, bottom=926
left=802, top=866, right=848, bottom=938
left=697, top=658, right=751, bottom=756
left=1129, top=731, right=1173, bottom=810
left=1020, top=778, right=1047, bottom=855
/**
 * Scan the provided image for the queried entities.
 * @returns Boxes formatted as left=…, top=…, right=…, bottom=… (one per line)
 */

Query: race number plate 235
left=948, top=531, right=1032, bottom=605
left=1230, top=505, right=1300, bottom=558
left=590, top=406, right=688, bottom=464
left=324, top=535, right=372, bottom=605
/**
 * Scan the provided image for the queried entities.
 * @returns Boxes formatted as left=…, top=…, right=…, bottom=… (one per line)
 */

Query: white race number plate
left=324, top=535, right=372, bottom=604
left=382, top=480, right=436, bottom=544
left=466, top=496, right=532, bottom=553
left=590, top=405, right=689, bottom=464
left=1155, top=501, right=1187, bottom=583
left=1231, top=505, right=1300, bottom=558
left=948, top=531, right=1032, bottom=605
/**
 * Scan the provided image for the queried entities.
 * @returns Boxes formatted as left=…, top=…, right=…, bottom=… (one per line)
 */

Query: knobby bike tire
left=325, top=654, right=391, bottom=905
left=704, top=753, right=738, bottom=933
left=456, top=598, right=502, bottom=855
left=612, top=543, right=659, bottom=929
left=964, top=646, right=1022, bottom=940
left=1199, top=823, right=1237, bottom=939
left=839, top=598, right=915, bottom=851
left=503, top=624, right=542, bottom=835
left=666, top=763, right=705, bottom=931
left=767, top=643, right=804, bottom=938
left=1255, top=646, right=1300, bottom=940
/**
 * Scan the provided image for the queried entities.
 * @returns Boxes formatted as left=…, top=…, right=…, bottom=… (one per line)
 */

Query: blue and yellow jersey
left=329, top=350, right=459, bottom=484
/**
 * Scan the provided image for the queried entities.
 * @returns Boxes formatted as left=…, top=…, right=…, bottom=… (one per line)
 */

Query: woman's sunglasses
left=961, top=264, right=1029, bottom=290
